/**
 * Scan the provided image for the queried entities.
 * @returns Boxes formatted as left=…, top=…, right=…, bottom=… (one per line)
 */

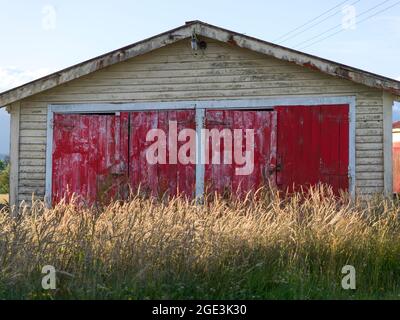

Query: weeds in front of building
left=1, top=186, right=400, bottom=299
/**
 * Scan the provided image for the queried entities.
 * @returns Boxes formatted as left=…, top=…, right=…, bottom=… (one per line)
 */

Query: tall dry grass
left=1, top=186, right=400, bottom=299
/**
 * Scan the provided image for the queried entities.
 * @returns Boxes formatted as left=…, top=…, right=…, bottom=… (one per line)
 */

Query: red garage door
left=52, top=113, right=129, bottom=204
left=204, top=110, right=277, bottom=196
left=275, top=104, right=349, bottom=194
left=53, top=110, right=196, bottom=204
left=129, top=110, right=196, bottom=198
left=52, top=105, right=349, bottom=204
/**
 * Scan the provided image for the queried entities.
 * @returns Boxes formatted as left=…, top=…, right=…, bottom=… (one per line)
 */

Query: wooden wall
left=11, top=37, right=387, bottom=203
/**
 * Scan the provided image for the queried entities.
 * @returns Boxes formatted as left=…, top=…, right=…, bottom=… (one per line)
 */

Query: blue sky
left=0, top=0, right=400, bottom=155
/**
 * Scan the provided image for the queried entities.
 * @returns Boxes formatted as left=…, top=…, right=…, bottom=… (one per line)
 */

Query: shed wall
left=14, top=37, right=386, bottom=203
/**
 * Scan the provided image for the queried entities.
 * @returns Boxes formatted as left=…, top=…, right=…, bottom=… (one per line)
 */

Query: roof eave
left=195, top=22, right=400, bottom=96
left=0, top=22, right=196, bottom=107
left=1, top=20, right=400, bottom=107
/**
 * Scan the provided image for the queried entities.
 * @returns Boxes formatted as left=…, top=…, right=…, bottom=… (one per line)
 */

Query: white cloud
left=0, top=67, right=52, bottom=92
left=397, top=76, right=400, bottom=81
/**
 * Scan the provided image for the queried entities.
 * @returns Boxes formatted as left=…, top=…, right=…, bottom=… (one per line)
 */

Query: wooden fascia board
left=196, top=23, right=400, bottom=95
left=0, top=24, right=194, bottom=106
left=1, top=21, right=400, bottom=107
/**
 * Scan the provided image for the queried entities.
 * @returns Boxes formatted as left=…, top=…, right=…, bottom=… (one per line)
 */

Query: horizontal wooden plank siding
left=17, top=37, right=385, bottom=202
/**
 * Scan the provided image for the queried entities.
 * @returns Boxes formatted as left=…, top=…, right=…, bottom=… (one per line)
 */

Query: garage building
left=0, top=21, right=399, bottom=206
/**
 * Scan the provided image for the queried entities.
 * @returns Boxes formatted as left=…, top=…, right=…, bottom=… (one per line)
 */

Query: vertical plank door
left=204, top=110, right=277, bottom=197
left=393, top=131, right=400, bottom=193
left=52, top=113, right=129, bottom=204
left=275, top=104, right=349, bottom=194
left=129, top=110, right=196, bottom=198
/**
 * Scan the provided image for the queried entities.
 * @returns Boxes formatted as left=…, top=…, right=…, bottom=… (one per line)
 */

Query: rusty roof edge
left=0, top=22, right=197, bottom=107
left=1, top=20, right=400, bottom=107
left=195, top=21, right=400, bottom=95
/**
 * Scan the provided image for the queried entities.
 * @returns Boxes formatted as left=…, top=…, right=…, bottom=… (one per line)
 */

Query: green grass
left=1, top=186, right=400, bottom=300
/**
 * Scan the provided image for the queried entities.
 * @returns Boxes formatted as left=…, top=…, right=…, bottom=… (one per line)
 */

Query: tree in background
left=0, top=160, right=6, bottom=172
left=0, top=160, right=9, bottom=194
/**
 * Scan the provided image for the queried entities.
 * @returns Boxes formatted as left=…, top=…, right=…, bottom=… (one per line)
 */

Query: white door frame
left=45, top=95, right=356, bottom=205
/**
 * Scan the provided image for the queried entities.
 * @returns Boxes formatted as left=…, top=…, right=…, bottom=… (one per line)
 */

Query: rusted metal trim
left=195, top=22, right=400, bottom=95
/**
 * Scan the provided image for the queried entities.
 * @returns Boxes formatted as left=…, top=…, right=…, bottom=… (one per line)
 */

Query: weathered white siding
left=13, top=37, right=387, bottom=203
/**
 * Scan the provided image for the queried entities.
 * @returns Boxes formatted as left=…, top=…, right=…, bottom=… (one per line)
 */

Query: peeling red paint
left=129, top=110, right=196, bottom=198
left=52, top=113, right=130, bottom=204
left=51, top=104, right=350, bottom=204
left=204, top=110, right=277, bottom=197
